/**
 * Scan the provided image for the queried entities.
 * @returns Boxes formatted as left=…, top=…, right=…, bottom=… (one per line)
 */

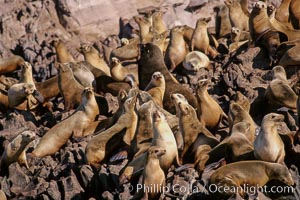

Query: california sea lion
left=265, top=65, right=297, bottom=111
left=151, top=31, right=169, bottom=54
left=190, top=18, right=210, bottom=54
left=141, top=146, right=166, bottom=200
left=254, top=113, right=285, bottom=164
left=229, top=27, right=249, bottom=52
left=224, top=0, right=249, bottom=31
left=278, top=42, right=300, bottom=67
left=196, top=79, right=227, bottom=131
left=52, top=39, right=75, bottom=63
left=110, top=38, right=140, bottom=61
left=171, top=93, right=219, bottom=163
left=228, top=102, right=256, bottom=143
left=234, top=91, right=250, bottom=112
left=78, top=44, right=111, bottom=76
left=152, top=11, right=167, bottom=34
left=209, top=161, right=294, bottom=196
left=214, top=5, right=232, bottom=38
left=133, top=15, right=152, bottom=42
left=68, top=62, right=95, bottom=88
left=182, top=51, right=210, bottom=72
left=0, top=130, right=35, bottom=171
left=85, top=96, right=137, bottom=169
left=138, top=43, right=198, bottom=114
left=144, top=72, right=165, bottom=108
left=35, top=76, right=60, bottom=102
left=290, top=0, right=300, bottom=29
left=31, top=88, right=99, bottom=157
left=164, top=26, right=187, bottom=72
left=0, top=55, right=25, bottom=75
left=110, top=57, right=138, bottom=84
left=275, top=0, right=291, bottom=25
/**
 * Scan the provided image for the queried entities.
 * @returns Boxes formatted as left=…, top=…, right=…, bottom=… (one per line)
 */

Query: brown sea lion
left=290, top=0, right=300, bottom=29
left=172, top=93, right=219, bottom=163
left=229, top=27, right=249, bottom=52
left=0, top=75, right=18, bottom=90
left=224, top=0, right=249, bottom=31
left=0, top=90, right=8, bottom=113
left=144, top=72, right=165, bottom=108
left=152, top=11, right=167, bottom=34
left=164, top=26, right=187, bottom=72
left=0, top=130, right=35, bottom=170
left=133, top=15, right=152, bottom=42
left=85, top=96, right=137, bottom=169
left=138, top=43, right=198, bottom=114
left=209, top=161, right=294, bottom=196
left=151, top=31, right=169, bottom=54
left=68, top=62, right=95, bottom=88
left=110, top=57, right=138, bottom=84
left=275, top=0, right=291, bottom=25
left=254, top=113, right=285, bottom=164
left=190, top=18, right=210, bottom=53
left=141, top=146, right=166, bottom=200
left=78, top=44, right=111, bottom=76
left=110, top=38, right=140, bottom=61
left=234, top=91, right=250, bottom=112
left=35, top=76, right=60, bottom=102
left=0, top=55, right=25, bottom=75
left=32, top=88, right=99, bottom=158
left=52, top=39, right=75, bottom=63
left=278, top=42, right=300, bottom=67
left=228, top=102, right=256, bottom=143
left=196, top=79, right=227, bottom=131
left=214, top=5, right=232, bottom=38
left=182, top=51, right=211, bottom=72
left=265, top=65, right=297, bottom=111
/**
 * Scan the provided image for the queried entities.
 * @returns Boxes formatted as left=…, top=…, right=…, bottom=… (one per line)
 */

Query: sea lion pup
left=171, top=93, right=219, bottom=163
left=32, top=88, right=99, bottom=158
left=224, top=0, right=249, bottom=31
left=265, top=66, right=297, bottom=111
left=196, top=79, right=227, bottom=131
left=0, top=130, right=35, bottom=171
left=77, top=44, right=111, bottom=76
left=68, top=62, right=95, bottom=88
left=182, top=51, right=211, bottom=72
left=110, top=57, right=138, bottom=83
left=214, top=5, right=232, bottom=38
left=234, top=91, right=250, bottom=112
left=85, top=96, right=137, bottom=169
left=209, top=161, right=294, bottom=197
left=254, top=113, right=286, bottom=164
left=278, top=42, right=300, bottom=67
left=275, top=0, right=291, bottom=25
left=229, top=27, right=249, bottom=52
left=52, top=39, right=75, bottom=63
left=110, top=38, right=140, bottom=61
left=152, top=11, right=167, bottom=34
left=164, top=26, right=187, bottom=72
left=290, top=0, right=300, bottom=29
left=228, top=102, right=256, bottom=143
left=144, top=72, right=165, bottom=108
left=249, top=1, right=281, bottom=62
left=141, top=146, right=166, bottom=200
left=0, top=55, right=25, bottom=74
left=138, top=43, right=198, bottom=114
left=207, top=122, right=254, bottom=164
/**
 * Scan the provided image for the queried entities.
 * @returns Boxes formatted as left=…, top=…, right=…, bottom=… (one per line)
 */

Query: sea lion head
left=77, top=44, right=95, bottom=55
left=267, top=5, right=275, bottom=17
left=82, top=87, right=94, bottom=100
left=196, top=17, right=211, bottom=27
left=231, top=121, right=250, bottom=134
left=231, top=27, right=241, bottom=41
left=196, top=79, right=210, bottom=93
left=183, top=51, right=210, bottom=71
left=124, top=96, right=137, bottom=112
left=271, top=165, right=294, bottom=186
left=272, top=65, right=287, bottom=80
left=55, top=62, right=72, bottom=73
left=20, top=62, right=32, bottom=72
left=138, top=100, right=155, bottom=120
left=152, top=110, right=166, bottom=123
left=147, top=146, right=166, bottom=159
left=229, top=101, right=244, bottom=116
left=254, top=1, right=267, bottom=11
left=151, top=31, right=169, bottom=48
left=117, top=89, right=128, bottom=105
left=20, top=130, right=36, bottom=144
left=139, top=43, right=161, bottom=61
left=120, top=38, right=129, bottom=46
left=23, top=84, right=35, bottom=95
left=172, top=26, right=185, bottom=35
left=171, top=93, right=188, bottom=106
left=151, top=71, right=165, bottom=86
left=262, top=113, right=284, bottom=126
left=224, top=0, right=240, bottom=8
left=178, top=101, right=193, bottom=116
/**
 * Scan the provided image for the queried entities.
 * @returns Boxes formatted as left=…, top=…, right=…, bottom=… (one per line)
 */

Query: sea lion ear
left=205, top=17, right=212, bottom=23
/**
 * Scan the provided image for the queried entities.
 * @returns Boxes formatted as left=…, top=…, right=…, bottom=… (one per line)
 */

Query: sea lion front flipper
left=18, top=150, right=29, bottom=168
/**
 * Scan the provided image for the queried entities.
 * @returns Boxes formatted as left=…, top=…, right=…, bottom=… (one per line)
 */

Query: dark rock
left=58, top=170, right=84, bottom=200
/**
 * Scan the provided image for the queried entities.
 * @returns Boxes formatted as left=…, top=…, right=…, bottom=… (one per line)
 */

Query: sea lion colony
left=1, top=0, right=300, bottom=199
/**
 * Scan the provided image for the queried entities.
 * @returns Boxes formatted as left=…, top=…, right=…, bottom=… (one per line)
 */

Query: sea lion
left=229, top=27, right=249, bottom=52
left=0, top=75, right=18, bottom=90
left=78, top=44, right=111, bottom=76
left=254, top=113, right=285, bottom=164
left=164, top=26, right=187, bottom=72
left=228, top=102, right=256, bottom=143
left=52, top=39, right=75, bottom=63
left=138, top=43, right=198, bottom=114
left=234, top=91, right=250, bottom=112
left=35, top=75, right=60, bottom=102
left=275, top=0, right=291, bottom=25
left=110, top=38, right=140, bottom=61
left=207, top=121, right=254, bottom=164
left=144, top=72, right=165, bottom=108
left=31, top=87, right=99, bottom=158
left=120, top=38, right=130, bottom=46
left=209, top=161, right=294, bottom=196
left=224, top=0, right=249, bottom=31
left=249, top=1, right=281, bottom=62
left=278, top=42, right=300, bottom=67
left=290, top=0, right=300, bottom=29
left=265, top=65, right=297, bottom=111
left=0, top=130, right=35, bottom=170
left=182, top=51, right=211, bottom=72
left=110, top=57, right=138, bottom=84
left=85, top=96, right=137, bottom=169
left=196, top=79, right=227, bottom=131
left=141, top=146, right=166, bottom=200
left=214, top=5, right=232, bottom=38
left=151, top=31, right=169, bottom=54
left=190, top=18, right=210, bottom=54
left=0, top=55, right=25, bottom=74
left=152, top=11, right=167, bottom=34
left=133, top=15, right=152, bottom=42
left=239, top=0, right=249, bottom=16
left=68, top=62, right=95, bottom=88
left=171, top=93, right=219, bottom=163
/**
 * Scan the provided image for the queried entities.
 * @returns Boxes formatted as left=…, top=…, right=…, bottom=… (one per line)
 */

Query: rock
left=58, top=170, right=84, bottom=200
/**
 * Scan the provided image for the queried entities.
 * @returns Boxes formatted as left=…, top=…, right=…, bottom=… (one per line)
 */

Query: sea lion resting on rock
left=138, top=43, right=198, bottom=114
left=0, top=130, right=35, bottom=171
left=0, top=55, right=25, bottom=74
left=31, top=88, right=99, bottom=158
left=52, top=39, right=75, bottom=63
left=209, top=161, right=294, bottom=197
left=182, top=51, right=211, bottom=72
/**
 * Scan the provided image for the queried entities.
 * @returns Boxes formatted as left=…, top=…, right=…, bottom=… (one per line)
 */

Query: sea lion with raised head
left=138, top=43, right=198, bottom=114
left=85, top=96, right=137, bottom=169
left=52, top=39, right=75, bottom=63
left=224, top=0, right=249, bottom=31
left=31, top=88, right=99, bottom=157
left=110, top=57, right=138, bottom=84
left=133, top=15, right=152, bottom=42
left=209, top=161, right=294, bottom=197
left=196, top=79, right=227, bottom=131
left=0, top=130, right=35, bottom=171
left=110, top=38, right=140, bottom=61
left=152, top=11, right=167, bottom=34
left=234, top=91, right=250, bottom=112
left=290, top=0, right=300, bottom=29
left=0, top=55, right=25, bottom=75
left=144, top=72, right=165, bottom=107
left=275, top=0, right=291, bottom=25
left=254, top=113, right=286, bottom=164
left=214, top=5, right=232, bottom=38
